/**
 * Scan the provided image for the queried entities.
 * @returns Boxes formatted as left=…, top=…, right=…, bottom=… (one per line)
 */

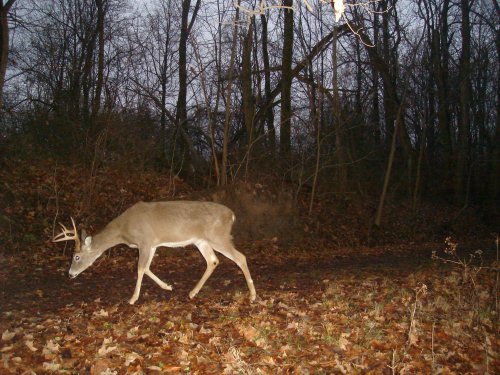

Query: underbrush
left=0, top=158, right=494, bottom=256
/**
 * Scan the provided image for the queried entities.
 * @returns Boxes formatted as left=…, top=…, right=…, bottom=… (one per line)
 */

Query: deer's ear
left=84, top=236, right=92, bottom=246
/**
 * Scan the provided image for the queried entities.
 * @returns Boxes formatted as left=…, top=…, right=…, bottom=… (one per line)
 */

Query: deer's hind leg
left=212, top=240, right=256, bottom=302
left=189, top=241, right=219, bottom=299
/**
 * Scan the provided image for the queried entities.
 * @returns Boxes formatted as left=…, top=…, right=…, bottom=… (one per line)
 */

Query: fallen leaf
left=147, top=366, right=163, bottom=371
left=127, top=326, right=139, bottom=339
left=124, top=352, right=142, bottom=366
left=98, top=338, right=117, bottom=356
left=93, top=309, right=109, bottom=317
left=164, top=366, right=183, bottom=372
left=338, top=332, right=350, bottom=350
left=25, top=340, right=37, bottom=352
left=238, top=325, right=258, bottom=342
left=1, top=330, right=15, bottom=341
left=45, top=339, right=60, bottom=353
left=178, top=333, right=190, bottom=345
left=199, top=326, right=211, bottom=334
left=43, top=361, right=60, bottom=371
left=91, top=358, right=114, bottom=375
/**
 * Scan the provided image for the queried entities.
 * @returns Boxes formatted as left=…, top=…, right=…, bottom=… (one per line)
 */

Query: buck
left=53, top=201, right=257, bottom=304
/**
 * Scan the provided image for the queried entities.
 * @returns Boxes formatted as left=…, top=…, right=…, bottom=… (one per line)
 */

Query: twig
left=386, top=348, right=397, bottom=374
left=407, top=283, right=427, bottom=347
left=431, top=321, right=435, bottom=372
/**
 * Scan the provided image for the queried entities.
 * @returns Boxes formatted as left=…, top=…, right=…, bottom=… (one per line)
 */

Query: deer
left=52, top=201, right=257, bottom=304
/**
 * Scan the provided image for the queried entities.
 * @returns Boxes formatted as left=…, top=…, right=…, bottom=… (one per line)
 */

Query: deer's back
left=113, top=201, right=235, bottom=245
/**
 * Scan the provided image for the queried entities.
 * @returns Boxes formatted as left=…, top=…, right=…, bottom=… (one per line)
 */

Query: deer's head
left=53, top=218, right=100, bottom=278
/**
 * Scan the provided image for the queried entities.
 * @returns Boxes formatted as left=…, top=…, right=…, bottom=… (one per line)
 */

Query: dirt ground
left=1, top=240, right=498, bottom=374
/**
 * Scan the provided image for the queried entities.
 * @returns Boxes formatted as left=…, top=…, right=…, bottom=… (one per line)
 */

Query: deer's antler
left=53, top=217, right=81, bottom=251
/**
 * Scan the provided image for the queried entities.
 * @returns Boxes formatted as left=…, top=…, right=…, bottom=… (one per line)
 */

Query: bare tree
left=260, top=12, right=276, bottom=154
left=0, top=0, right=15, bottom=109
left=454, top=0, right=472, bottom=204
left=174, top=0, right=202, bottom=174
left=91, top=0, right=108, bottom=118
left=221, top=2, right=240, bottom=186
left=280, top=0, right=294, bottom=164
left=241, top=19, right=255, bottom=151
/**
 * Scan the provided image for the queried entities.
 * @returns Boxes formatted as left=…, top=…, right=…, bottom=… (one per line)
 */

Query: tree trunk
left=241, top=21, right=255, bottom=151
left=92, top=0, right=106, bottom=118
left=280, top=0, right=294, bottom=164
left=436, top=0, right=452, bottom=173
left=0, top=0, right=15, bottom=109
left=260, top=13, right=276, bottom=154
left=221, top=1, right=240, bottom=186
left=489, top=0, right=500, bottom=210
left=160, top=12, right=172, bottom=161
left=331, top=26, right=346, bottom=192
left=81, top=7, right=99, bottom=130
left=381, top=0, right=394, bottom=144
left=371, top=4, right=381, bottom=144
left=176, top=0, right=190, bottom=131
left=175, top=0, right=201, bottom=173
left=455, top=0, right=472, bottom=204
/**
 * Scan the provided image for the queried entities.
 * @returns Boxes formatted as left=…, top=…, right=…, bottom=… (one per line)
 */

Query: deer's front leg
left=129, top=247, right=154, bottom=304
left=144, top=247, right=172, bottom=290
left=145, top=269, right=173, bottom=290
left=130, top=270, right=144, bottom=305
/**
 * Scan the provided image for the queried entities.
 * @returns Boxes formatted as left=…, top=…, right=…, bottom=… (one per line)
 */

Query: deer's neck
left=93, top=224, right=123, bottom=252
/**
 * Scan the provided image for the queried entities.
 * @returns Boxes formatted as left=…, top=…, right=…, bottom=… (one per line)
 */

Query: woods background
left=0, top=0, right=499, bottom=223
left=0, top=3, right=498, bottom=372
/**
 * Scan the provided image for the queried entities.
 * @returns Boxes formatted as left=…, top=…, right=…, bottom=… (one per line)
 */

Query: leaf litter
left=2, top=244, right=497, bottom=374
left=0, top=160, right=498, bottom=373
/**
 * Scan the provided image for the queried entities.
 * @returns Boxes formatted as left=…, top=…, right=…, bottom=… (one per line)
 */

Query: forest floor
left=0, top=159, right=498, bottom=374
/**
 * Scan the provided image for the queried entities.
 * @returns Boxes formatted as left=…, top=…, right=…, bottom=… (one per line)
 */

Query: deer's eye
left=74, top=255, right=81, bottom=262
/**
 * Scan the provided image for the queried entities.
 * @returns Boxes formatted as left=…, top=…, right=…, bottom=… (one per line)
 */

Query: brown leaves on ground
left=0, top=242, right=498, bottom=374
left=0, top=159, right=497, bottom=373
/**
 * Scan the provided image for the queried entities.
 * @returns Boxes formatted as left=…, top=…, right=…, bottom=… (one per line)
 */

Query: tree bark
left=160, top=5, right=172, bottom=160
left=371, top=4, right=381, bottom=144
left=381, top=0, right=394, bottom=144
left=331, top=25, right=346, bottom=192
left=0, top=0, right=15, bottom=109
left=260, top=13, right=276, bottom=154
left=241, top=21, right=255, bottom=150
left=280, top=0, right=294, bottom=163
left=92, top=0, right=107, bottom=118
left=436, top=0, right=451, bottom=171
left=489, top=0, right=500, bottom=210
left=175, top=0, right=201, bottom=173
left=455, top=0, right=472, bottom=204
left=176, top=0, right=191, bottom=130
left=221, top=1, right=240, bottom=186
